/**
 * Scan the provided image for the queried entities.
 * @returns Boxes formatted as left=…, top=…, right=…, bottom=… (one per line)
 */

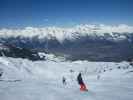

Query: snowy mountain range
left=0, top=24, right=133, bottom=61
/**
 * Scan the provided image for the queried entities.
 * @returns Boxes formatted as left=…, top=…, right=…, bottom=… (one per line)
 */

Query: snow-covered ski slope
left=0, top=56, right=133, bottom=100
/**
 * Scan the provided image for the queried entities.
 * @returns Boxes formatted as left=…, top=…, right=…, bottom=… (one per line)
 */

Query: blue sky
left=0, top=0, right=133, bottom=28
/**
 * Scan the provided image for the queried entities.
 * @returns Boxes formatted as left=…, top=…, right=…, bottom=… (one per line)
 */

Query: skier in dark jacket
left=77, top=72, right=88, bottom=91
left=0, top=69, right=3, bottom=78
left=0, top=72, right=3, bottom=77
left=62, top=76, right=66, bottom=85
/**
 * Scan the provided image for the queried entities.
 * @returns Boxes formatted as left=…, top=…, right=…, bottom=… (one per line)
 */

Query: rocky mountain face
left=0, top=43, right=45, bottom=61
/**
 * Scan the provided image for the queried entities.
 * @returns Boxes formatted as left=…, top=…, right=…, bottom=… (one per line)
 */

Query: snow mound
left=0, top=57, right=132, bottom=81
left=38, top=52, right=66, bottom=62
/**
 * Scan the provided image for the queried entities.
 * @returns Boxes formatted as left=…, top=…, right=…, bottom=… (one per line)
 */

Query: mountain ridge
left=0, top=24, right=133, bottom=61
left=0, top=24, right=133, bottom=43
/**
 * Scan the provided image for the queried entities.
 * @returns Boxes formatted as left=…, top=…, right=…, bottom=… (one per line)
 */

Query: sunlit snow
left=0, top=55, right=133, bottom=100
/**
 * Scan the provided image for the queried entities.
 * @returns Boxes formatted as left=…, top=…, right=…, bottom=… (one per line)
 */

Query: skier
left=0, top=71, right=3, bottom=78
left=77, top=72, right=88, bottom=91
left=62, top=76, right=67, bottom=85
left=97, top=74, right=100, bottom=80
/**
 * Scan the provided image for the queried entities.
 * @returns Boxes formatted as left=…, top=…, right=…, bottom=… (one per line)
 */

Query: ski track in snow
left=0, top=57, right=133, bottom=100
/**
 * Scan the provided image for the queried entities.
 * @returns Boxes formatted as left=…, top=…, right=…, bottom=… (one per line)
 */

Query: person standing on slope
left=77, top=72, right=88, bottom=91
left=62, top=76, right=67, bottom=85
left=0, top=68, right=3, bottom=78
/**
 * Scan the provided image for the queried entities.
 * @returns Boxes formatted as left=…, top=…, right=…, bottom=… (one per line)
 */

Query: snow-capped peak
left=0, top=24, right=133, bottom=42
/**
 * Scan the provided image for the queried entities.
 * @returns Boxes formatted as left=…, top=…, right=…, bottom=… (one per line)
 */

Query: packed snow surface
left=0, top=57, right=133, bottom=100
